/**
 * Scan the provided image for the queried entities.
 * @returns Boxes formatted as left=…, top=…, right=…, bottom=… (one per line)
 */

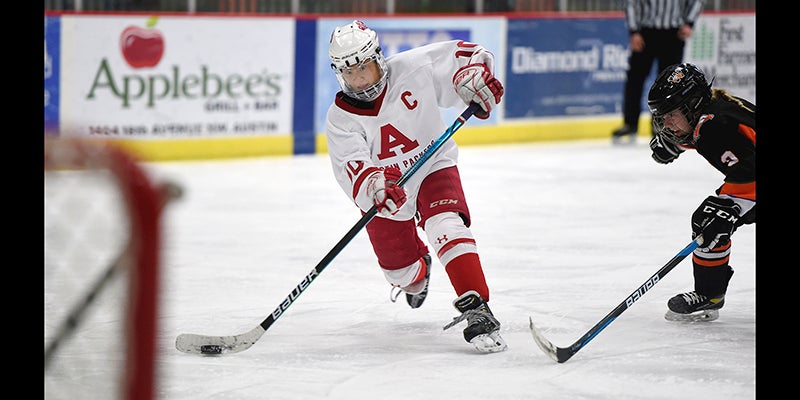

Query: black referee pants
left=622, top=28, right=686, bottom=134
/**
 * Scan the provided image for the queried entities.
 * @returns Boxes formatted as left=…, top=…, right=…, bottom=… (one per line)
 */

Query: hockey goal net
left=44, top=139, right=174, bottom=400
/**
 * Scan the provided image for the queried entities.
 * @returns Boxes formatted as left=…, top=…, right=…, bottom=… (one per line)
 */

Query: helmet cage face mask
left=652, top=103, right=697, bottom=146
left=331, top=55, right=388, bottom=102
left=648, top=63, right=711, bottom=146
left=329, top=21, right=389, bottom=102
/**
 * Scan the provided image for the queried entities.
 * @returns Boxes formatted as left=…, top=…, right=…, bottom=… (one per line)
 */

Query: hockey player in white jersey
left=325, top=20, right=506, bottom=353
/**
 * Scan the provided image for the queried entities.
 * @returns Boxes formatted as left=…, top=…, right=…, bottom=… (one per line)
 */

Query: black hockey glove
left=649, top=135, right=684, bottom=164
left=691, top=196, right=742, bottom=250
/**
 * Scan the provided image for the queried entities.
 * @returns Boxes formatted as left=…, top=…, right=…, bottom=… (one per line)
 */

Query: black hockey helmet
left=647, top=63, right=712, bottom=146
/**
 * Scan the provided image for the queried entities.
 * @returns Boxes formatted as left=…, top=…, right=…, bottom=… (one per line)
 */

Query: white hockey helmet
left=329, top=20, right=388, bottom=102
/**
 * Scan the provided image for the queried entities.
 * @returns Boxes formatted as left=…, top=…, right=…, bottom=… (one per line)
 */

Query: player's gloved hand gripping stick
left=175, top=103, right=481, bottom=355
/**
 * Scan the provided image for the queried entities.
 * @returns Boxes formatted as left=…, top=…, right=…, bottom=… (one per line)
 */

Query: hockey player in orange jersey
left=647, top=63, right=756, bottom=322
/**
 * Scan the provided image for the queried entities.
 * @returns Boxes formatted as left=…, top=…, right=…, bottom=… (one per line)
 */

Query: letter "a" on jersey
left=377, top=124, right=419, bottom=160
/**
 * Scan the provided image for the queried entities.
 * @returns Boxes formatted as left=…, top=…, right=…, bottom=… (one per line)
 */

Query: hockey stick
left=45, top=252, right=127, bottom=369
left=529, top=239, right=700, bottom=363
left=175, top=102, right=482, bottom=355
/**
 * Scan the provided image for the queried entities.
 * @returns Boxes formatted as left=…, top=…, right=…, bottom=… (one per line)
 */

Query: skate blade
left=611, top=135, right=637, bottom=146
left=664, top=309, right=719, bottom=322
left=470, top=331, right=508, bottom=353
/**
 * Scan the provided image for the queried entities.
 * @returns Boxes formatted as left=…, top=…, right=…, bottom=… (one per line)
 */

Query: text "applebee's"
left=87, top=59, right=284, bottom=108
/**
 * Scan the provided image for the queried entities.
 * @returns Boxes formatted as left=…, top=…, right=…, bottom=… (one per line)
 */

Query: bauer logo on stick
left=200, top=345, right=224, bottom=355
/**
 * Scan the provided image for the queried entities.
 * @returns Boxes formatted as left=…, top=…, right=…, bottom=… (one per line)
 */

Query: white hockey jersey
left=325, top=40, right=495, bottom=221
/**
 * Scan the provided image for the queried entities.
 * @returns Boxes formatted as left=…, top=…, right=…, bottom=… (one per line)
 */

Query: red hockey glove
left=366, top=167, right=407, bottom=217
left=453, top=63, right=504, bottom=119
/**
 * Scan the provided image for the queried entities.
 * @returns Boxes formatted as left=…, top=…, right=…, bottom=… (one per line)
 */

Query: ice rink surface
left=57, top=138, right=759, bottom=399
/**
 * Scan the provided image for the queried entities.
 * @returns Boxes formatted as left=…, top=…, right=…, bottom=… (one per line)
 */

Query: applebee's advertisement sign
left=58, top=15, right=294, bottom=139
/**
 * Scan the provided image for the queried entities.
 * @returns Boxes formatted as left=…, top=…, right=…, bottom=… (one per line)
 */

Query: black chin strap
left=337, top=91, right=376, bottom=109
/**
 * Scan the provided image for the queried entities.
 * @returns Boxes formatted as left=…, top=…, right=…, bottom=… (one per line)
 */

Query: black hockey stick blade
left=175, top=103, right=481, bottom=355
left=529, top=240, right=699, bottom=363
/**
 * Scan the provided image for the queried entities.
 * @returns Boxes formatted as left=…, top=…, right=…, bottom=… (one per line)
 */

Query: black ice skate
left=443, top=290, right=507, bottom=353
left=390, top=254, right=432, bottom=309
left=405, top=254, right=432, bottom=309
left=664, top=291, right=725, bottom=322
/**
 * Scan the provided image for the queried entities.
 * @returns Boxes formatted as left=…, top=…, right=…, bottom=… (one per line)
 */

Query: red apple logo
left=120, top=16, right=164, bottom=69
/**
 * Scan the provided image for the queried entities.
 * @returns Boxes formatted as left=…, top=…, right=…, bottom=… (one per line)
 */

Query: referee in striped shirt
left=612, top=0, right=706, bottom=143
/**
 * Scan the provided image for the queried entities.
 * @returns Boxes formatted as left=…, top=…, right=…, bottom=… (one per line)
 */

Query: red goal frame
left=45, top=139, right=166, bottom=400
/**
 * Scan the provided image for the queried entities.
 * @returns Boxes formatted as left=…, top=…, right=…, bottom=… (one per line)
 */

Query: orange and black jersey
left=691, top=95, right=756, bottom=203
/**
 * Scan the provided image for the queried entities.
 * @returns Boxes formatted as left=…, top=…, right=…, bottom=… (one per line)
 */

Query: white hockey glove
left=365, top=167, right=407, bottom=218
left=453, top=63, right=504, bottom=119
